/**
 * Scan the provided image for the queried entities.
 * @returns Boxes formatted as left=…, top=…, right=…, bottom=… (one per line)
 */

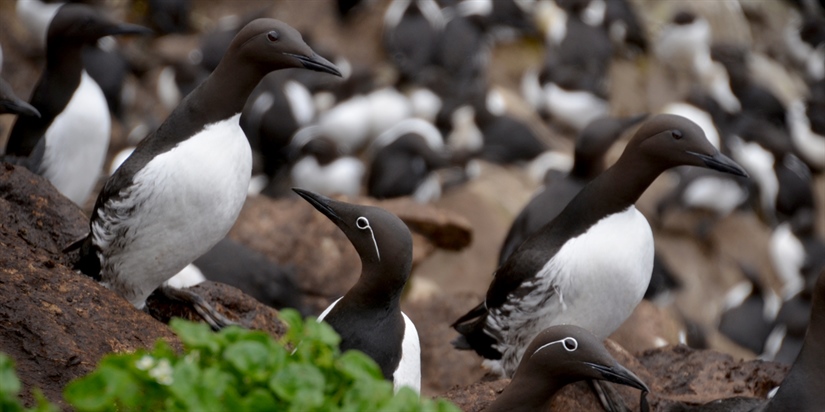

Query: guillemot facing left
left=452, top=114, right=748, bottom=377
left=5, top=3, right=150, bottom=206
left=293, top=188, right=421, bottom=393
left=69, top=19, right=341, bottom=328
left=485, top=324, right=649, bottom=412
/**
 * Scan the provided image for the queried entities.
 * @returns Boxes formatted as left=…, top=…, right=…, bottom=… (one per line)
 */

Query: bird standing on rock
left=4, top=3, right=150, bottom=206
left=293, top=188, right=421, bottom=393
left=452, top=114, right=748, bottom=378
left=68, top=19, right=341, bottom=328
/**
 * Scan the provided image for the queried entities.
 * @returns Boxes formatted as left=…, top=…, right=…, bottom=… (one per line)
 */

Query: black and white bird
left=367, top=118, right=452, bottom=202
left=4, top=3, right=149, bottom=206
left=68, top=19, right=341, bottom=328
left=485, top=324, right=649, bottom=412
left=382, top=0, right=444, bottom=85
left=498, top=114, right=647, bottom=265
left=293, top=189, right=421, bottom=393
left=452, top=114, right=748, bottom=377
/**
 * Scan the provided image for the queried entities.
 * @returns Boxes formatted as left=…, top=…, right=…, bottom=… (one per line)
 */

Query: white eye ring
left=561, top=337, right=578, bottom=351
left=355, top=216, right=380, bottom=261
left=532, top=336, right=579, bottom=357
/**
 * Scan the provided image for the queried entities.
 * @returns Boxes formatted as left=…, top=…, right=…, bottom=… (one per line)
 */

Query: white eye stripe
left=356, top=216, right=380, bottom=261
left=532, top=337, right=578, bottom=357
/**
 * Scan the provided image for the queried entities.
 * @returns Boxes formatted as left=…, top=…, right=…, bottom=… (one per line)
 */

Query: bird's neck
left=560, top=152, right=662, bottom=227
left=348, top=263, right=407, bottom=310
left=570, top=153, right=604, bottom=180
left=191, top=58, right=265, bottom=124
left=764, top=307, right=825, bottom=410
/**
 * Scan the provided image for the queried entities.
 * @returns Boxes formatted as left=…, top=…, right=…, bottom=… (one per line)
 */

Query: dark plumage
left=485, top=325, right=649, bottom=412
left=68, top=18, right=340, bottom=328
left=294, top=189, right=420, bottom=392
left=453, top=114, right=748, bottom=377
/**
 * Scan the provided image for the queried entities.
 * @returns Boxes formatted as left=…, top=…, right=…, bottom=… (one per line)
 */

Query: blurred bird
left=5, top=3, right=150, bottom=206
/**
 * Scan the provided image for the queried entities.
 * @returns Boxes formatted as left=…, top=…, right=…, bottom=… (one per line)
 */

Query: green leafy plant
left=63, top=309, right=460, bottom=412
left=0, top=354, right=57, bottom=412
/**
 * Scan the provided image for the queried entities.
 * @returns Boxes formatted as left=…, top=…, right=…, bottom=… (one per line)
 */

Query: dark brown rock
left=0, top=164, right=180, bottom=407
left=639, top=345, right=788, bottom=410
left=146, top=281, right=286, bottom=337
left=0, top=164, right=286, bottom=408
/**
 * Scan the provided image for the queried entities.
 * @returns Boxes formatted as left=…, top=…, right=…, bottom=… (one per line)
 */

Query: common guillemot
left=485, top=324, right=649, bottom=412
left=68, top=19, right=341, bottom=328
left=293, top=188, right=421, bottom=393
left=5, top=3, right=150, bottom=206
left=498, top=114, right=647, bottom=265
left=452, top=114, right=748, bottom=378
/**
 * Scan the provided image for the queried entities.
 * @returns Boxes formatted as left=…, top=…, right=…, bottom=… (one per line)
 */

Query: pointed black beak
left=586, top=362, right=650, bottom=393
left=688, top=151, right=749, bottom=177
left=293, top=188, right=341, bottom=222
left=1, top=99, right=40, bottom=118
left=105, top=22, right=153, bottom=36
left=286, top=52, right=342, bottom=77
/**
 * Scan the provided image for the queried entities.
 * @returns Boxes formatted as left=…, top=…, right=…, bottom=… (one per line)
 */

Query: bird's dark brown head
left=229, top=19, right=341, bottom=77
left=516, top=325, right=649, bottom=392
left=292, top=189, right=412, bottom=287
left=625, top=114, right=748, bottom=177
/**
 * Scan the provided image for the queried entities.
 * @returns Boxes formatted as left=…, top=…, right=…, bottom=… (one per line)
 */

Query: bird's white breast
left=393, top=313, right=421, bottom=393
left=40, top=70, right=110, bottom=206
left=95, top=113, right=251, bottom=307
left=487, top=206, right=654, bottom=377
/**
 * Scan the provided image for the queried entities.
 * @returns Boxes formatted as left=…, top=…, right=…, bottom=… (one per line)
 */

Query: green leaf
left=379, top=387, right=422, bottom=412
left=336, top=350, right=384, bottom=381
left=64, top=365, right=139, bottom=412
left=0, top=355, right=21, bottom=395
left=223, top=341, right=281, bottom=383
left=269, top=363, right=325, bottom=406
left=241, top=388, right=279, bottom=411
left=170, top=319, right=222, bottom=354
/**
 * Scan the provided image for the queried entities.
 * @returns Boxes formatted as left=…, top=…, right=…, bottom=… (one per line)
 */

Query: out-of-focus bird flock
left=1, top=0, right=824, bottom=406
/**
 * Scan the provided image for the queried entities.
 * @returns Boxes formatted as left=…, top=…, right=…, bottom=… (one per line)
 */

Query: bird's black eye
left=562, top=337, right=578, bottom=351
left=672, top=130, right=683, bottom=140
left=267, top=31, right=280, bottom=42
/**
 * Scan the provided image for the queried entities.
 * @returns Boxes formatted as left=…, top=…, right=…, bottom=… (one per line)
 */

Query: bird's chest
left=101, top=115, right=252, bottom=278
left=525, top=207, right=654, bottom=337
left=41, top=71, right=110, bottom=203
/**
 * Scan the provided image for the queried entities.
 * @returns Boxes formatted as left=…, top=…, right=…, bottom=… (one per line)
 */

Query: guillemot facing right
left=485, top=324, right=649, bottom=412
left=69, top=19, right=340, bottom=328
left=452, top=114, right=748, bottom=378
